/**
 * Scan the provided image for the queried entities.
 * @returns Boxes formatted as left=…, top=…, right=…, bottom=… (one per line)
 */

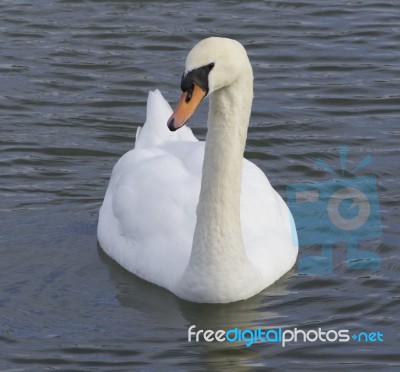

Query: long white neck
left=179, top=66, right=257, bottom=301
left=195, top=74, right=252, bottom=259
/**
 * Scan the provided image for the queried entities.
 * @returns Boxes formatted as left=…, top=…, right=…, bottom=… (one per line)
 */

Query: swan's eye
left=186, top=85, right=194, bottom=103
left=181, top=63, right=214, bottom=96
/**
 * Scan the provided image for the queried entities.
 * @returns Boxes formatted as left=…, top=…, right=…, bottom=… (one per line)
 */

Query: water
left=1, top=0, right=399, bottom=370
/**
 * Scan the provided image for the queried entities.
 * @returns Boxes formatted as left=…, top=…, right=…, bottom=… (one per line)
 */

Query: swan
left=98, top=37, right=298, bottom=303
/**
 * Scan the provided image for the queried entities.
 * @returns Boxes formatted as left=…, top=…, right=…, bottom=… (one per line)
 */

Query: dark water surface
left=1, top=0, right=399, bottom=370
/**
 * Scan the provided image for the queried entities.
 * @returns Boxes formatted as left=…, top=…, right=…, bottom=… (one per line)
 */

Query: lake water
left=1, top=0, right=399, bottom=370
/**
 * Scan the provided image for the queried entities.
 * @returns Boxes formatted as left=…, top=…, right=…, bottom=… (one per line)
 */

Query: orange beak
left=167, top=84, right=207, bottom=131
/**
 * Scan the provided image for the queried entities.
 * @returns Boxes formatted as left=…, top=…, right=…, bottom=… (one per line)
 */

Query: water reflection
left=98, top=243, right=300, bottom=368
left=98, top=243, right=288, bottom=326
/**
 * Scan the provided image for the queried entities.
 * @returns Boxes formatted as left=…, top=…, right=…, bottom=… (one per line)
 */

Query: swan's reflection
left=98, top=243, right=296, bottom=368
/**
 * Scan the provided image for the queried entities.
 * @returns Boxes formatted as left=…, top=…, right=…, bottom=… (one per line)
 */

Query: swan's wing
left=98, top=140, right=204, bottom=290
left=99, top=90, right=201, bottom=290
left=134, top=90, right=197, bottom=149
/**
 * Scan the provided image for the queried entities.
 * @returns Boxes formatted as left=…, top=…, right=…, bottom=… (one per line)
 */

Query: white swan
left=98, top=37, right=298, bottom=303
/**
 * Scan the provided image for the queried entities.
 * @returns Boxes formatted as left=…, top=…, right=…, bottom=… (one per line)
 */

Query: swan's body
left=98, top=37, right=298, bottom=303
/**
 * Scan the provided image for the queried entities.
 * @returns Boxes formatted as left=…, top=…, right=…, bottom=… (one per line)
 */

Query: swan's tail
left=135, top=90, right=197, bottom=149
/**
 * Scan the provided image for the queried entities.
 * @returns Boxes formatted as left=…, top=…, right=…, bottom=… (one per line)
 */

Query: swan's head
left=167, top=37, right=251, bottom=131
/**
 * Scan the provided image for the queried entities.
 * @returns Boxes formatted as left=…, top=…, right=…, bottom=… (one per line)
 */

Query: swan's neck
left=184, top=69, right=254, bottom=288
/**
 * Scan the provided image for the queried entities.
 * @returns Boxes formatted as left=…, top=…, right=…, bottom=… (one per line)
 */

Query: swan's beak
left=167, top=84, right=206, bottom=131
